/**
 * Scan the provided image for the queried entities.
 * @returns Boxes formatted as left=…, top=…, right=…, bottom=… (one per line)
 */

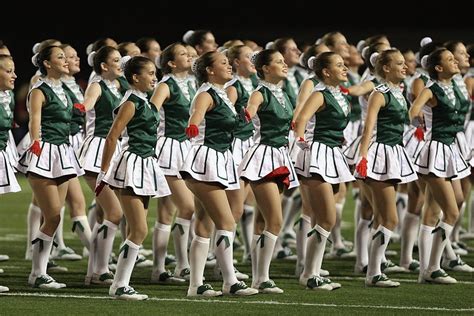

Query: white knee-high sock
left=112, top=239, right=140, bottom=289
left=470, top=191, right=474, bottom=233
left=251, top=234, right=259, bottom=287
left=257, top=231, right=277, bottom=284
left=400, top=212, right=420, bottom=266
left=215, top=230, right=238, bottom=286
left=443, top=240, right=458, bottom=261
left=355, top=219, right=371, bottom=269
left=282, top=194, right=301, bottom=235
left=86, top=223, right=100, bottom=278
left=295, top=214, right=311, bottom=275
left=31, top=231, right=53, bottom=277
left=353, top=195, right=361, bottom=252
left=87, top=199, right=97, bottom=229
left=452, top=202, right=465, bottom=242
left=95, top=220, right=117, bottom=275
left=240, top=205, right=255, bottom=260
left=119, top=216, right=127, bottom=242
left=152, top=222, right=171, bottom=274
left=428, top=221, right=453, bottom=273
left=172, top=217, right=190, bottom=272
left=26, top=203, right=41, bottom=260
left=418, top=224, right=434, bottom=275
left=303, top=225, right=330, bottom=278
left=367, top=226, right=393, bottom=278
left=188, top=214, right=196, bottom=249
left=54, top=207, right=67, bottom=249
left=71, top=216, right=92, bottom=250
left=331, top=201, right=345, bottom=250
left=396, top=192, right=409, bottom=233
left=189, top=235, right=209, bottom=288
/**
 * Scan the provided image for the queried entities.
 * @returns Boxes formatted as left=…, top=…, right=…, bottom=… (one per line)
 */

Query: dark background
left=3, top=1, right=474, bottom=133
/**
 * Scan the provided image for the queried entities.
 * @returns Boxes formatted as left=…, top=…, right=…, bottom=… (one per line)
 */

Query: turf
left=0, top=175, right=473, bottom=315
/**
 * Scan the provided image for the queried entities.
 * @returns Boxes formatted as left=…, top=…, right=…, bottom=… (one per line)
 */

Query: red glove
left=29, top=140, right=42, bottom=157
left=339, top=85, right=349, bottom=95
left=244, top=108, right=252, bottom=123
left=291, top=121, right=295, bottom=130
left=414, top=126, right=425, bottom=141
left=185, top=124, right=199, bottom=138
left=94, top=171, right=106, bottom=196
left=356, top=157, right=368, bottom=178
left=73, top=103, right=86, bottom=113
left=11, top=121, right=20, bottom=128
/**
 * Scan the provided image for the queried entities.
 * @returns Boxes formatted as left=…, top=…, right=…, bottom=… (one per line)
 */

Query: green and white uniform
left=155, top=75, right=194, bottom=176
left=78, top=77, right=122, bottom=174
left=343, top=74, right=380, bottom=165
left=354, top=83, right=417, bottom=183
left=414, top=80, right=470, bottom=179
left=239, top=81, right=299, bottom=189
left=179, top=82, right=240, bottom=190
left=283, top=66, right=306, bottom=109
left=289, top=76, right=318, bottom=162
left=403, top=71, right=432, bottom=161
left=61, top=77, right=84, bottom=153
left=18, top=79, right=83, bottom=179
left=0, top=90, right=20, bottom=194
left=224, top=75, right=257, bottom=166
left=294, top=82, right=354, bottom=184
left=452, top=74, right=473, bottom=167
left=104, top=90, right=170, bottom=197
left=343, top=71, right=362, bottom=150
left=463, top=68, right=474, bottom=154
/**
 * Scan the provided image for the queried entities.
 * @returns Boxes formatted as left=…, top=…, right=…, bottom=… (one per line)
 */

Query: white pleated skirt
left=104, top=150, right=171, bottom=198
left=155, top=137, right=191, bottom=176
left=0, top=149, right=21, bottom=194
left=231, top=136, right=254, bottom=168
left=69, top=132, right=84, bottom=155
left=238, top=143, right=299, bottom=189
left=17, top=141, right=84, bottom=179
left=355, top=142, right=418, bottom=183
left=179, top=145, right=240, bottom=191
left=78, top=135, right=121, bottom=174
left=414, top=139, right=470, bottom=180
left=295, top=141, right=355, bottom=184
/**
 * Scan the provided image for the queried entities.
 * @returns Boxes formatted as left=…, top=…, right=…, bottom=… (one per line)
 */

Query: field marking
left=0, top=292, right=473, bottom=312
left=330, top=276, right=474, bottom=285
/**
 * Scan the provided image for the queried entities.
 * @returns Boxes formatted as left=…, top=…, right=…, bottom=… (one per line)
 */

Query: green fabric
left=120, top=93, right=159, bottom=158
left=429, top=83, right=461, bottom=145
left=117, top=76, right=131, bottom=95
left=62, top=83, right=84, bottom=136
left=92, top=81, right=121, bottom=138
left=161, top=77, right=194, bottom=142
left=345, top=77, right=361, bottom=122
left=36, top=83, right=72, bottom=145
left=312, top=89, right=350, bottom=148
left=452, top=79, right=470, bottom=132
left=231, top=79, right=254, bottom=140
left=375, top=85, right=408, bottom=146
left=0, top=91, right=14, bottom=151
left=202, top=89, right=238, bottom=152
left=256, top=86, right=293, bottom=148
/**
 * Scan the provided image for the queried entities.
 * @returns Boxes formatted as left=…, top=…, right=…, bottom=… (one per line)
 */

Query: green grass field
left=0, top=174, right=473, bottom=315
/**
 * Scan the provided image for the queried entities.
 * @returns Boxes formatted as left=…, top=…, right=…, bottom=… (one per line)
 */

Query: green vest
left=254, top=84, right=293, bottom=148
left=117, top=76, right=131, bottom=95
left=89, top=80, right=121, bottom=138
left=282, top=68, right=304, bottom=109
left=35, top=82, right=72, bottom=145
left=374, top=84, right=408, bottom=146
left=312, top=85, right=350, bottom=148
left=429, top=82, right=461, bottom=145
left=452, top=78, right=470, bottom=132
left=159, top=76, right=194, bottom=142
left=118, top=91, right=159, bottom=158
left=345, top=76, right=361, bottom=122
left=62, top=83, right=84, bottom=136
left=0, top=91, right=14, bottom=151
left=228, top=78, right=255, bottom=140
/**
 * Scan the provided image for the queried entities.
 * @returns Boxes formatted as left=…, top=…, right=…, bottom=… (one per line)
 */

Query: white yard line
left=0, top=292, right=473, bottom=312
left=330, top=275, right=474, bottom=285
